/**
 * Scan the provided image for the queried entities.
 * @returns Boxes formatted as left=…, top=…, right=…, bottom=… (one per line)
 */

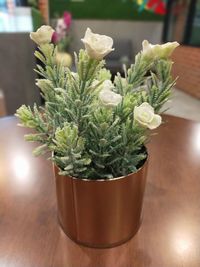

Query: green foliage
left=16, top=42, right=176, bottom=179
left=57, top=35, right=72, bottom=52
left=52, top=123, right=91, bottom=176
left=28, top=0, right=39, bottom=9
left=146, top=60, right=176, bottom=112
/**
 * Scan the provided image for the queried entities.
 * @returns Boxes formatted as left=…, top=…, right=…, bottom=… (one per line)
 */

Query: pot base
left=54, top=159, right=148, bottom=249
left=58, top=216, right=142, bottom=249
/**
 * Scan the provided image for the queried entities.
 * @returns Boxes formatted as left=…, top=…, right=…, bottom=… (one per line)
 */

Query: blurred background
left=0, top=0, right=199, bottom=121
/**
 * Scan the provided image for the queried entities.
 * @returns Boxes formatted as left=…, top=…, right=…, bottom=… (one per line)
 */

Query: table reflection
left=192, top=124, right=200, bottom=153
left=12, top=155, right=30, bottom=180
left=54, top=228, right=151, bottom=267
left=174, top=233, right=193, bottom=255
left=11, top=154, right=33, bottom=189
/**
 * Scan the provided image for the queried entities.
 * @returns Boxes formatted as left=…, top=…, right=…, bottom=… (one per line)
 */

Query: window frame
left=162, top=0, right=200, bottom=47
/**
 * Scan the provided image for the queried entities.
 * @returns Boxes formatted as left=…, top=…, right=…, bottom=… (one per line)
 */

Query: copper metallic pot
left=54, top=159, right=148, bottom=248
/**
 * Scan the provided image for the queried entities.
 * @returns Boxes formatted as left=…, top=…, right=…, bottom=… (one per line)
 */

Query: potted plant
left=16, top=26, right=179, bottom=248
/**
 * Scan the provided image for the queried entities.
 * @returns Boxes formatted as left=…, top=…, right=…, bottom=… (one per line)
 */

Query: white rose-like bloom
left=142, top=40, right=179, bottom=60
left=81, top=28, right=114, bottom=60
left=101, top=80, right=114, bottom=90
left=99, top=90, right=122, bottom=107
left=30, top=25, right=55, bottom=45
left=134, top=102, right=161, bottom=130
left=99, top=80, right=122, bottom=107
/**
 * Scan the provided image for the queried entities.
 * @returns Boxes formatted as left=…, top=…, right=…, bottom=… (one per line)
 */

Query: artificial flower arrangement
left=16, top=26, right=179, bottom=180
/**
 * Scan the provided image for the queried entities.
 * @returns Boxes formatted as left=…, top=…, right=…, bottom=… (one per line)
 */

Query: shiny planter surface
left=54, top=160, right=148, bottom=248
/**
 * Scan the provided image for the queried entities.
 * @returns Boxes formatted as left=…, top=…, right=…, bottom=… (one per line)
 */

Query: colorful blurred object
left=52, top=11, right=72, bottom=52
left=63, top=11, right=71, bottom=28
left=136, top=0, right=166, bottom=15
left=49, top=0, right=164, bottom=21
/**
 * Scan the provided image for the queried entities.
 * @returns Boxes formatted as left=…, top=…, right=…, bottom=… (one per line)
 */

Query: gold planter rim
left=55, top=151, right=148, bottom=182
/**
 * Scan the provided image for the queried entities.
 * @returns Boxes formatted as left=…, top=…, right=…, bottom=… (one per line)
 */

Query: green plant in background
left=28, top=0, right=39, bottom=9
left=49, top=0, right=164, bottom=21
left=16, top=26, right=179, bottom=179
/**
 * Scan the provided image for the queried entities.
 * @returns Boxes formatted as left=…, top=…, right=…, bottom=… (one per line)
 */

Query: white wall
left=70, top=20, right=163, bottom=55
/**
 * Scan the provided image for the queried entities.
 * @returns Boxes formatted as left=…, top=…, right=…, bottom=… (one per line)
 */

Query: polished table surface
left=0, top=115, right=200, bottom=267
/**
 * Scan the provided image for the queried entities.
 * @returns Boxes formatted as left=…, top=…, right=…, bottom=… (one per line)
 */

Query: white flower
left=30, top=25, right=55, bottom=45
left=101, top=80, right=114, bottom=90
left=99, top=80, right=122, bottom=107
left=142, top=40, right=179, bottom=60
left=99, top=90, right=122, bottom=107
left=81, top=28, right=114, bottom=60
left=134, top=102, right=161, bottom=130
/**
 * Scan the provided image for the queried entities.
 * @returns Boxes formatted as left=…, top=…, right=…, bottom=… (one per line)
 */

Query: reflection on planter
left=193, top=124, right=200, bottom=153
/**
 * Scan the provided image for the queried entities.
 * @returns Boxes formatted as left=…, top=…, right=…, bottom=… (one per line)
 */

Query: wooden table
left=0, top=115, right=200, bottom=267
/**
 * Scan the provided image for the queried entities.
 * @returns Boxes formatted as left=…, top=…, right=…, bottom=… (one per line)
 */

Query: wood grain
left=0, top=115, right=200, bottom=267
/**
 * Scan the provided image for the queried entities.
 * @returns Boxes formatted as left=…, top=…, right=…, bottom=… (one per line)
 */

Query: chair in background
left=106, top=39, right=132, bottom=76
left=0, top=33, right=41, bottom=115
left=0, top=90, right=7, bottom=117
